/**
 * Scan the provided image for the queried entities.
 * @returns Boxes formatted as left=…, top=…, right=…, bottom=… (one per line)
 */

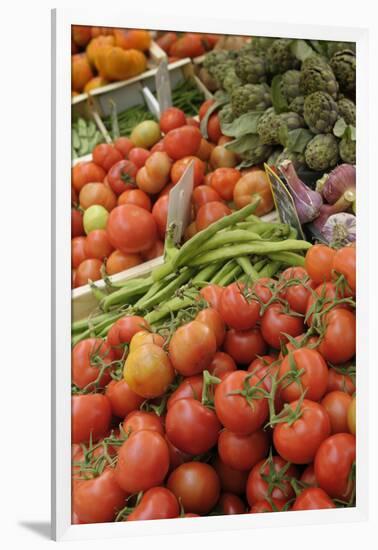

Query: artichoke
left=231, top=83, right=272, bottom=117
left=301, top=54, right=330, bottom=71
left=337, top=97, right=356, bottom=125
left=222, top=68, right=242, bottom=94
left=210, top=60, right=235, bottom=87
left=330, top=49, right=356, bottom=95
left=276, top=148, right=306, bottom=170
left=218, top=104, right=235, bottom=125
left=256, top=108, right=282, bottom=145
left=305, top=134, right=339, bottom=171
left=240, top=141, right=272, bottom=165
left=248, top=36, right=276, bottom=55
left=326, top=41, right=356, bottom=58
left=300, top=62, right=339, bottom=99
left=235, top=53, right=267, bottom=84
left=266, top=38, right=300, bottom=74
left=280, top=70, right=301, bottom=103
left=203, top=50, right=231, bottom=71
left=339, top=134, right=356, bottom=164
left=279, top=111, right=305, bottom=131
left=303, top=91, right=338, bottom=134
left=289, top=95, right=305, bottom=116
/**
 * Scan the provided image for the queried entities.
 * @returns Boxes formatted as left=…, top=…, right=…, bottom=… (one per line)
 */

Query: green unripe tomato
left=130, top=121, right=161, bottom=149
left=347, top=396, right=356, bottom=435
left=83, top=205, right=109, bottom=234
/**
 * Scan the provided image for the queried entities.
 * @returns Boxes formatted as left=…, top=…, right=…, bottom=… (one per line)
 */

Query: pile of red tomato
left=72, top=243, right=356, bottom=523
left=71, top=101, right=274, bottom=289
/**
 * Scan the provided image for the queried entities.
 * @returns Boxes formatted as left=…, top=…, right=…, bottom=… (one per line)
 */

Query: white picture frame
left=52, top=8, right=369, bottom=541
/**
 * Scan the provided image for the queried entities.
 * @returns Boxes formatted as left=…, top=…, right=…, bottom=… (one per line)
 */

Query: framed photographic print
left=52, top=7, right=369, bottom=542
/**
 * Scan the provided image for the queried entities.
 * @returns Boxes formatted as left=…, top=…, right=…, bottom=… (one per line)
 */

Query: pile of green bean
left=103, top=104, right=157, bottom=139
left=72, top=202, right=312, bottom=345
left=171, top=79, right=205, bottom=116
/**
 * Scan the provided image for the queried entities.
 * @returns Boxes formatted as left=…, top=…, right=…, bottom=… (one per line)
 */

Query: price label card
left=264, top=163, right=305, bottom=240
left=167, top=160, right=194, bottom=244
left=156, top=58, right=172, bottom=114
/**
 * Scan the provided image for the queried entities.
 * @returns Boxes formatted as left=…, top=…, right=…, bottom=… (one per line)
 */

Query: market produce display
left=71, top=30, right=357, bottom=526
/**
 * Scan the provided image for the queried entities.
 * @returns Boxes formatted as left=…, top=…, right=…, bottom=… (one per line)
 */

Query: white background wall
left=0, top=0, right=376, bottom=548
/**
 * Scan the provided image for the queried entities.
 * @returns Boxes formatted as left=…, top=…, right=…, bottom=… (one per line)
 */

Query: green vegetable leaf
left=224, top=133, right=261, bottom=155
left=271, top=75, right=288, bottom=114
left=290, top=39, right=316, bottom=62
left=333, top=117, right=347, bottom=138
left=220, top=111, right=263, bottom=138
left=284, top=128, right=314, bottom=153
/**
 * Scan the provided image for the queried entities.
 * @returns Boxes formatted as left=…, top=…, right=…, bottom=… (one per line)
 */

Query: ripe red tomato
left=207, top=113, right=223, bottom=143
left=213, top=456, right=248, bottom=496
left=195, top=307, right=225, bottom=348
left=224, top=328, right=267, bottom=365
left=273, top=399, right=331, bottom=464
left=92, top=143, right=123, bottom=171
left=321, top=391, right=353, bottom=434
left=171, top=156, right=206, bottom=187
left=250, top=498, right=289, bottom=513
left=107, top=204, right=158, bottom=254
left=304, top=244, right=336, bottom=284
left=123, top=411, right=164, bottom=436
left=117, top=188, right=152, bottom=210
left=160, top=107, right=187, bottom=134
left=196, top=201, right=232, bottom=231
left=164, top=125, right=202, bottom=160
left=279, top=267, right=316, bottom=314
left=72, top=338, right=115, bottom=390
left=169, top=320, right=217, bottom=376
left=167, top=375, right=204, bottom=410
left=105, top=379, right=144, bottom=418
left=105, top=250, right=142, bottom=275
left=218, top=429, right=270, bottom=471
left=72, top=208, right=84, bottom=237
left=233, top=170, right=274, bottom=216
left=113, top=136, right=134, bottom=157
left=167, top=462, right=220, bottom=515
left=292, top=487, right=336, bottom=510
left=210, top=167, right=241, bottom=201
left=332, top=246, right=355, bottom=295
left=317, top=309, right=356, bottom=364
left=107, top=315, right=149, bottom=358
left=166, top=437, right=191, bottom=472
left=305, top=281, right=351, bottom=326
left=72, top=161, right=106, bottom=193
left=73, top=468, right=126, bottom=523
left=195, top=138, right=214, bottom=161
left=200, top=284, right=223, bottom=311
left=219, top=283, right=260, bottom=330
left=246, top=455, right=298, bottom=505
left=107, top=160, right=138, bottom=195
left=79, top=182, right=117, bottom=212
left=278, top=348, right=329, bottom=403
left=115, top=430, right=170, bottom=493
left=261, top=303, right=304, bottom=349
left=72, top=236, right=87, bottom=268
left=72, top=394, right=112, bottom=444
left=314, top=433, right=356, bottom=499
left=192, top=185, right=222, bottom=213
left=142, top=239, right=164, bottom=261
left=207, top=352, right=236, bottom=379
left=166, top=398, right=221, bottom=455
left=214, top=371, right=268, bottom=435
left=127, top=487, right=180, bottom=521
left=128, top=147, right=151, bottom=168
left=75, top=258, right=103, bottom=287
left=327, top=367, right=355, bottom=395
left=152, top=195, right=169, bottom=240
left=218, top=493, right=246, bottom=515
left=84, top=229, right=114, bottom=260
left=252, top=277, right=276, bottom=305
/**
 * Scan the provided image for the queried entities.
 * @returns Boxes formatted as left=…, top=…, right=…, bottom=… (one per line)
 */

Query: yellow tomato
left=129, top=331, right=165, bottom=353
left=347, top=396, right=356, bottom=435
left=124, top=343, right=174, bottom=399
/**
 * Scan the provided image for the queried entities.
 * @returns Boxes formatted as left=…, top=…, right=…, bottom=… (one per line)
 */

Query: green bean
left=218, top=265, right=243, bottom=286
left=210, top=260, right=237, bottom=285
left=135, top=268, right=195, bottom=311
left=196, top=230, right=262, bottom=255
left=267, top=251, right=306, bottom=267
left=253, top=258, right=268, bottom=272
left=192, top=263, right=222, bottom=283
left=145, top=292, right=198, bottom=325
left=72, top=310, right=122, bottom=333
left=101, top=277, right=154, bottom=311
left=175, top=201, right=260, bottom=268
left=258, top=261, right=282, bottom=278
left=72, top=311, right=126, bottom=346
left=187, top=240, right=312, bottom=267
left=236, top=257, right=260, bottom=281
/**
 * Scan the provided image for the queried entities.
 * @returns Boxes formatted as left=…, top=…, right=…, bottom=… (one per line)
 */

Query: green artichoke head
left=256, top=108, right=282, bottom=145
left=289, top=95, right=305, bottom=116
left=280, top=69, right=301, bottom=103
left=305, top=134, right=339, bottom=171
left=300, top=62, right=339, bottom=99
left=235, top=53, right=267, bottom=84
left=222, top=68, right=242, bottom=94
left=339, top=133, right=356, bottom=164
left=303, top=91, right=339, bottom=134
left=330, top=49, right=356, bottom=96
left=266, top=38, right=300, bottom=74
left=203, top=50, right=231, bottom=71
left=326, top=41, right=356, bottom=58
left=337, top=97, right=356, bottom=126
left=231, top=83, right=272, bottom=118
